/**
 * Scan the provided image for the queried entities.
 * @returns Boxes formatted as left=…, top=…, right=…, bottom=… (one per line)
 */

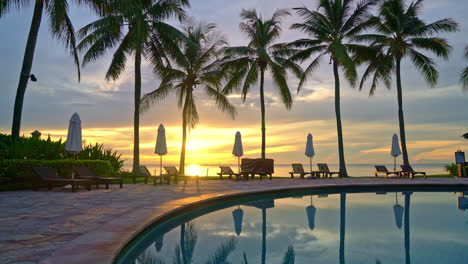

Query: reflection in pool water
left=122, top=191, right=468, bottom=264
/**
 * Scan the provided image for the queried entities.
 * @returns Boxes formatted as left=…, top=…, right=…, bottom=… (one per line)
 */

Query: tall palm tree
left=1, top=0, right=92, bottom=141
left=358, top=0, right=459, bottom=166
left=140, top=22, right=237, bottom=175
left=461, top=46, right=468, bottom=91
left=288, top=0, right=378, bottom=177
left=221, top=9, right=302, bottom=159
left=78, top=0, right=189, bottom=171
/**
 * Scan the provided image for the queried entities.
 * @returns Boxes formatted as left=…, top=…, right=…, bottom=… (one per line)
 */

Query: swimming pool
left=115, top=187, right=468, bottom=264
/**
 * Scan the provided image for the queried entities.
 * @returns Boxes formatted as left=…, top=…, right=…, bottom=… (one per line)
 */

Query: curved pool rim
left=112, top=182, right=468, bottom=264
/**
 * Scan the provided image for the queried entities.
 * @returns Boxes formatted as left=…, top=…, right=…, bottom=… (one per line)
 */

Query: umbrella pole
left=72, top=153, right=76, bottom=179
left=310, top=157, right=312, bottom=172
left=238, top=156, right=240, bottom=173
left=394, top=157, right=396, bottom=172
left=160, top=155, right=162, bottom=176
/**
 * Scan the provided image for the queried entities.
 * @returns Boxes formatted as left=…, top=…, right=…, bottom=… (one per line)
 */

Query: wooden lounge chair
left=128, top=167, right=150, bottom=184
left=374, top=165, right=401, bottom=178
left=137, top=166, right=164, bottom=185
left=400, top=165, right=426, bottom=179
left=75, top=166, right=123, bottom=189
left=217, top=166, right=240, bottom=180
left=33, top=167, right=92, bottom=192
left=162, top=166, right=193, bottom=184
left=317, top=163, right=340, bottom=178
left=289, top=164, right=317, bottom=179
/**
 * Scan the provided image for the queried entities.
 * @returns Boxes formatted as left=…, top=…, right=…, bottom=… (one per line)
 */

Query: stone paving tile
left=0, top=177, right=467, bottom=264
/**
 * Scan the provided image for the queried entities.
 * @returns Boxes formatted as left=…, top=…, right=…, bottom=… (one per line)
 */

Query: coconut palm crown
left=288, top=0, right=379, bottom=177
left=1, top=0, right=97, bottom=141
left=140, top=21, right=237, bottom=175
left=77, top=0, right=189, bottom=171
left=358, top=0, right=459, bottom=166
left=221, top=9, right=303, bottom=159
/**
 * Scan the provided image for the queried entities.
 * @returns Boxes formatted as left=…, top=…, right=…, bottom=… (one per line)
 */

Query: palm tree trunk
left=396, top=58, right=410, bottom=167
left=180, top=94, right=189, bottom=175
left=339, top=192, right=346, bottom=264
left=333, top=61, right=348, bottom=177
left=133, top=48, right=141, bottom=172
left=11, top=0, right=44, bottom=141
left=404, top=192, right=411, bottom=264
left=261, top=207, right=266, bottom=264
left=260, top=69, right=266, bottom=159
left=180, top=223, right=188, bottom=264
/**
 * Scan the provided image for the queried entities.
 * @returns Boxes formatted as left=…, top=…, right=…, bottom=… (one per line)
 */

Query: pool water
left=118, top=190, right=468, bottom=264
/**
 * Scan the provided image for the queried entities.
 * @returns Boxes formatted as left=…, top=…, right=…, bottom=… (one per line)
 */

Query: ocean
left=123, top=163, right=447, bottom=177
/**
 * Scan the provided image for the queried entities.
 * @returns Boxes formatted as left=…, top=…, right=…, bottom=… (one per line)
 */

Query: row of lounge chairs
left=33, top=167, right=123, bottom=192
left=374, top=164, right=426, bottom=179
left=129, top=165, right=198, bottom=185
left=289, top=163, right=340, bottom=179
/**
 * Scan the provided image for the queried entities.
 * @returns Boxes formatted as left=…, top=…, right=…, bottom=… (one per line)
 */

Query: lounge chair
left=127, top=167, right=150, bottom=184
left=217, top=166, right=240, bottom=180
left=317, top=163, right=340, bottom=178
left=137, top=166, right=164, bottom=185
left=374, top=165, right=401, bottom=178
left=400, top=165, right=426, bottom=179
left=33, top=167, right=92, bottom=192
left=289, top=163, right=317, bottom=179
left=162, top=166, right=197, bottom=184
left=75, top=166, right=123, bottom=189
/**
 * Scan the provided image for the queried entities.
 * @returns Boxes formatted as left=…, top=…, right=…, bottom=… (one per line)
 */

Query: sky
left=0, top=0, right=467, bottom=169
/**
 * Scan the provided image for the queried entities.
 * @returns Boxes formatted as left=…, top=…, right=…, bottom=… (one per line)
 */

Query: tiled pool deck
left=1, top=177, right=468, bottom=264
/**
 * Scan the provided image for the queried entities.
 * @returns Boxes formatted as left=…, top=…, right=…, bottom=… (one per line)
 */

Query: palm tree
left=461, top=46, right=468, bottom=90
left=288, top=0, right=378, bottom=177
left=1, top=0, right=92, bottom=141
left=78, top=0, right=189, bottom=171
left=358, top=0, right=459, bottom=166
left=221, top=9, right=302, bottom=159
left=140, top=22, right=237, bottom=175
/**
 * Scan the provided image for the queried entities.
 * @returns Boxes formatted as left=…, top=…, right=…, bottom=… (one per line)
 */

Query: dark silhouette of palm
left=136, top=222, right=236, bottom=264
left=288, top=0, right=378, bottom=177
left=461, top=46, right=468, bottom=90
left=1, top=0, right=96, bottom=141
left=221, top=9, right=302, bottom=159
left=358, top=0, right=459, bottom=166
left=77, top=0, right=189, bottom=171
left=140, top=21, right=236, bottom=174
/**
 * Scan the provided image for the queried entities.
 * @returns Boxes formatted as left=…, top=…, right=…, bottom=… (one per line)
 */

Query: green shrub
left=0, top=159, right=115, bottom=191
left=444, top=163, right=466, bottom=176
left=0, top=134, right=124, bottom=172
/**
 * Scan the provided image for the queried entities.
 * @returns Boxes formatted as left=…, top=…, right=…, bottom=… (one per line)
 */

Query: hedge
left=0, top=159, right=115, bottom=191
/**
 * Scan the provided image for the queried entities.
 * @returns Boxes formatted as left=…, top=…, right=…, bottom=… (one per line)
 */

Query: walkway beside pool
left=1, top=177, right=468, bottom=264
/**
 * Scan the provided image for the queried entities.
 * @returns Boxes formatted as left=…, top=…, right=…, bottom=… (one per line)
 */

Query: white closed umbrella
left=393, top=193, right=404, bottom=229
left=305, top=133, right=315, bottom=171
left=232, top=206, right=244, bottom=236
left=232, top=131, right=244, bottom=173
left=155, top=124, right=168, bottom=175
left=306, top=196, right=316, bottom=230
left=391, top=133, right=402, bottom=172
left=65, top=113, right=83, bottom=179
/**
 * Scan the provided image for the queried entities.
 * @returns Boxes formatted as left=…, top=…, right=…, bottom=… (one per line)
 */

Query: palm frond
left=409, top=37, right=451, bottom=59
left=408, top=48, right=438, bottom=86
left=204, top=85, right=237, bottom=119
left=204, top=237, right=236, bottom=264
left=270, top=62, right=293, bottom=110
left=281, top=246, right=295, bottom=264
left=140, top=82, right=175, bottom=113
